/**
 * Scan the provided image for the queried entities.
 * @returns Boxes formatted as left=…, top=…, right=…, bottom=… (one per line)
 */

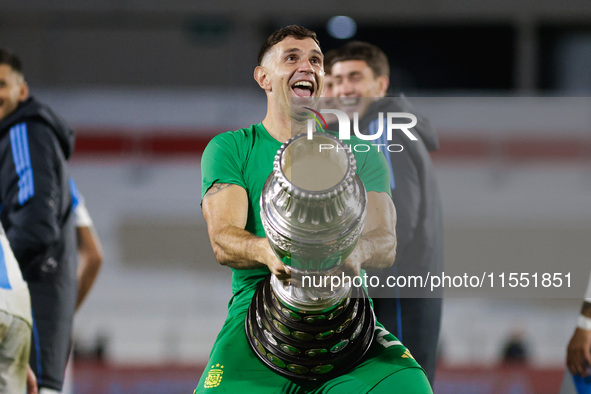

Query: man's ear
left=254, top=66, right=271, bottom=91
left=376, top=75, right=390, bottom=97
left=18, top=80, right=29, bottom=102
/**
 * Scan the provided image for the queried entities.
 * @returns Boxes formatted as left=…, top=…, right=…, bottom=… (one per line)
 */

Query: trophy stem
left=269, top=269, right=352, bottom=313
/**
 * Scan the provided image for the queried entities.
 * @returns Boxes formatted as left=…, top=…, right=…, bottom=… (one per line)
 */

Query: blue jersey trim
left=392, top=265, right=403, bottom=341
left=32, top=316, right=43, bottom=385
left=10, top=123, right=35, bottom=205
left=0, top=240, right=11, bottom=290
left=69, top=178, right=80, bottom=210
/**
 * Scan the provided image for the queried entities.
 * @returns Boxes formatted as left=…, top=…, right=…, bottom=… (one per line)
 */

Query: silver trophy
left=246, top=132, right=375, bottom=380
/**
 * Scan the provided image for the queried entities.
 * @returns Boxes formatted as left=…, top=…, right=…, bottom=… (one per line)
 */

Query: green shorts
left=194, top=284, right=432, bottom=394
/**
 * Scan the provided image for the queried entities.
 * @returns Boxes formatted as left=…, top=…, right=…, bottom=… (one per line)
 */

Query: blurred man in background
left=60, top=178, right=103, bottom=394
left=0, top=48, right=77, bottom=394
left=325, top=41, right=443, bottom=385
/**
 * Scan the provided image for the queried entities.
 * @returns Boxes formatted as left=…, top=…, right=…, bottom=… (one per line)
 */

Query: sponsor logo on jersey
left=401, top=349, right=414, bottom=359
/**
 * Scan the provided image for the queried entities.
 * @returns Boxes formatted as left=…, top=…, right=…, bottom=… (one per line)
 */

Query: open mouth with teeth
left=292, top=81, right=315, bottom=97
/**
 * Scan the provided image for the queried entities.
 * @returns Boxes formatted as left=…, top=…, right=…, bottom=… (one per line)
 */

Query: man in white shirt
left=0, top=222, right=37, bottom=393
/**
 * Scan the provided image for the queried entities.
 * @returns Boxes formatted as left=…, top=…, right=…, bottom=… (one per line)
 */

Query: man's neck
left=262, top=111, right=308, bottom=143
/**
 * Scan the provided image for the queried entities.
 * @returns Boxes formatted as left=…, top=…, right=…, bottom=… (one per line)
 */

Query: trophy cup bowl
left=246, top=132, right=375, bottom=381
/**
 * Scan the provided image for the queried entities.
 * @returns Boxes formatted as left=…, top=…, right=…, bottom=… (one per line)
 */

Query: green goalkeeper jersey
left=201, top=122, right=391, bottom=295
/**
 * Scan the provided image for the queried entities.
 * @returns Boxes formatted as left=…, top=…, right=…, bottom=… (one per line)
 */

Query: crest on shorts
left=204, top=364, right=224, bottom=388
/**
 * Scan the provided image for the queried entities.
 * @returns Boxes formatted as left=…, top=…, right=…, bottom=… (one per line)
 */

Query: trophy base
left=245, top=275, right=375, bottom=381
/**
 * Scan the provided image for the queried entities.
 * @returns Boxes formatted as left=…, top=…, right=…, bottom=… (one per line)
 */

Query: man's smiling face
left=258, top=36, right=324, bottom=118
left=0, top=64, right=28, bottom=121
left=330, top=59, right=388, bottom=117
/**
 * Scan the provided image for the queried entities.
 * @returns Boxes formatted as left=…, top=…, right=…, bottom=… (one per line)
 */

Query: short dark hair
left=257, top=25, right=320, bottom=66
left=0, top=48, right=23, bottom=75
left=328, top=41, right=389, bottom=78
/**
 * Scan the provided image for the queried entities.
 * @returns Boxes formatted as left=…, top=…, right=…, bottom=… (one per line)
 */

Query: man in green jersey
left=196, top=25, right=432, bottom=393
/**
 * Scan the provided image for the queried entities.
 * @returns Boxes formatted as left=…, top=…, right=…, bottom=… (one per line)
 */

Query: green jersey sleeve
left=323, top=130, right=392, bottom=196
left=352, top=143, right=392, bottom=197
left=201, top=132, right=246, bottom=200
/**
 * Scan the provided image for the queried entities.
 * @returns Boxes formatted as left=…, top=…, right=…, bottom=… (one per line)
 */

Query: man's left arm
left=69, top=179, right=103, bottom=311
left=75, top=224, right=103, bottom=310
left=346, top=191, right=397, bottom=273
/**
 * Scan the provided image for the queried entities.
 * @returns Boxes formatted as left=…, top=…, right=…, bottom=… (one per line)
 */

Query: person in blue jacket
left=0, top=47, right=77, bottom=394
left=326, top=41, right=444, bottom=385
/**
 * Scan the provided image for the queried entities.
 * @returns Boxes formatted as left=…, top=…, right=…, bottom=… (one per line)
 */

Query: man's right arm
left=567, top=300, right=591, bottom=376
left=202, top=182, right=289, bottom=279
left=567, top=273, right=591, bottom=376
